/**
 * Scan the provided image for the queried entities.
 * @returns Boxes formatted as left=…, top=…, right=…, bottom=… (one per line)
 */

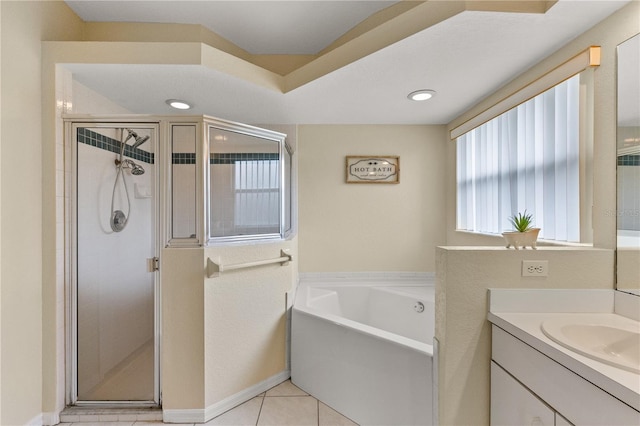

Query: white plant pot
left=502, top=228, right=541, bottom=249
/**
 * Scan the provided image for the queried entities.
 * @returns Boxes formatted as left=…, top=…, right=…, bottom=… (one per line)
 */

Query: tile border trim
left=77, top=127, right=154, bottom=164
left=618, top=154, right=640, bottom=166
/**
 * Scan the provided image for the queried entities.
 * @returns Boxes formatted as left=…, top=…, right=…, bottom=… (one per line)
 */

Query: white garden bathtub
left=291, top=273, right=435, bottom=426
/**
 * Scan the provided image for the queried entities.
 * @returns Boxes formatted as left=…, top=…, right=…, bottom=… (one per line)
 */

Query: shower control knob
left=110, top=210, right=127, bottom=232
left=414, top=301, right=425, bottom=313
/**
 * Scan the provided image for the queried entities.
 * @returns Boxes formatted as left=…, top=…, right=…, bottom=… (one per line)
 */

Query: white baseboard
left=162, top=408, right=207, bottom=424
left=25, top=414, right=41, bottom=426
left=25, top=413, right=60, bottom=426
left=41, top=412, right=60, bottom=426
left=163, top=370, right=290, bottom=424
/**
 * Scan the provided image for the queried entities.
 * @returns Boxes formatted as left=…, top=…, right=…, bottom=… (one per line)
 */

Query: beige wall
left=161, top=239, right=297, bottom=416
left=0, top=3, right=3, bottom=421
left=204, top=240, right=297, bottom=407
left=438, top=3, right=640, bottom=426
left=0, top=1, right=84, bottom=424
left=161, top=248, right=207, bottom=410
left=0, top=3, right=3, bottom=422
left=298, top=124, right=447, bottom=272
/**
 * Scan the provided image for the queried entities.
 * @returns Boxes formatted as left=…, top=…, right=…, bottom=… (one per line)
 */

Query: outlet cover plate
left=522, top=260, right=548, bottom=277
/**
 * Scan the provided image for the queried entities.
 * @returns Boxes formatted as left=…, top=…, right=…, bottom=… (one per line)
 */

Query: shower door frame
left=66, top=118, right=162, bottom=407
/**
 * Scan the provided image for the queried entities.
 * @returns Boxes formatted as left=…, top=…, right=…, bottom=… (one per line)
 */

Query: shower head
left=130, top=163, right=145, bottom=175
left=116, top=158, right=145, bottom=175
left=126, top=129, right=150, bottom=149
left=131, top=134, right=150, bottom=149
left=127, top=159, right=145, bottom=175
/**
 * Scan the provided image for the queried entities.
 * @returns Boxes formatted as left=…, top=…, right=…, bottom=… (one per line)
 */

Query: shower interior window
left=170, top=124, right=198, bottom=242
left=164, top=116, right=291, bottom=246
left=208, top=124, right=290, bottom=242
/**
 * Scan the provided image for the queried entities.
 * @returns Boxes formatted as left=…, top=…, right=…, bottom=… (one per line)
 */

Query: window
left=233, top=157, right=280, bottom=233
left=171, top=124, right=198, bottom=241
left=456, top=74, right=582, bottom=242
left=166, top=117, right=293, bottom=247
left=209, top=124, right=291, bottom=242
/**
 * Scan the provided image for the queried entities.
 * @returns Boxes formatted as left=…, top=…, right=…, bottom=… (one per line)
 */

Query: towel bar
left=207, top=250, right=292, bottom=278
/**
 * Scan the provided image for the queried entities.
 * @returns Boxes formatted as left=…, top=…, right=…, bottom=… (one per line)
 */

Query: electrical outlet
left=522, top=260, right=548, bottom=277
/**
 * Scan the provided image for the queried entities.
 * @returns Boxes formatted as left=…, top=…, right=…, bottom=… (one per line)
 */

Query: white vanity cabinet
left=491, top=325, right=639, bottom=426
left=491, top=360, right=556, bottom=426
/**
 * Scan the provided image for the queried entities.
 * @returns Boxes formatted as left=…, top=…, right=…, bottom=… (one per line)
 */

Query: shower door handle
left=147, top=257, right=159, bottom=272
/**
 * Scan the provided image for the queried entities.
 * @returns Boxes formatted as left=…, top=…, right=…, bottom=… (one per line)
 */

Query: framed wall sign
left=346, top=156, right=400, bottom=184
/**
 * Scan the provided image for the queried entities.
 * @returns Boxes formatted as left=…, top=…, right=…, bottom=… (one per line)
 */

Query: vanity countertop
left=487, top=289, right=640, bottom=412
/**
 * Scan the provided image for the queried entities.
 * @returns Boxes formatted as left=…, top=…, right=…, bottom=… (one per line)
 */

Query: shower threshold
left=60, top=406, right=162, bottom=423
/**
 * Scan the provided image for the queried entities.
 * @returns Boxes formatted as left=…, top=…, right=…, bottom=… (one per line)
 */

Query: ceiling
left=65, top=1, right=399, bottom=55
left=63, top=0, right=631, bottom=125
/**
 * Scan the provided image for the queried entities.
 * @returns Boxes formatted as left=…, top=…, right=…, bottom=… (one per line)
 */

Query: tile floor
left=60, top=380, right=358, bottom=426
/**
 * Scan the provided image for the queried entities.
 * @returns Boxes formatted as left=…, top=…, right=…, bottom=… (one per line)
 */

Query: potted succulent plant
left=502, top=211, right=541, bottom=249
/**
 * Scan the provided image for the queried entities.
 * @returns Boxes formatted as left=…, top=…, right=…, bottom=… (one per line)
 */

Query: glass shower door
left=73, top=124, right=158, bottom=404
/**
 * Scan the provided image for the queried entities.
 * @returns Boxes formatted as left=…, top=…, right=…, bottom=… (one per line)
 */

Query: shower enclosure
left=66, top=115, right=292, bottom=408
left=68, top=121, right=159, bottom=405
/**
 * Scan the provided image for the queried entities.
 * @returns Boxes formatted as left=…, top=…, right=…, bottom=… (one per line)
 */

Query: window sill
left=454, top=229, right=593, bottom=248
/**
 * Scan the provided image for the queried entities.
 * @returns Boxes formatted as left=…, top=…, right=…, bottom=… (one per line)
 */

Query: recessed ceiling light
left=407, top=90, right=436, bottom=101
left=166, top=99, right=192, bottom=110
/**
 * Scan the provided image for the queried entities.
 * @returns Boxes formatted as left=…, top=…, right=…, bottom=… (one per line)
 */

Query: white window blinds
left=456, top=74, right=581, bottom=242
left=234, top=159, right=280, bottom=232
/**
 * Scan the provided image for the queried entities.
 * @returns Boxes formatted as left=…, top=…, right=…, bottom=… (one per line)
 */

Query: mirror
left=616, top=33, right=640, bottom=293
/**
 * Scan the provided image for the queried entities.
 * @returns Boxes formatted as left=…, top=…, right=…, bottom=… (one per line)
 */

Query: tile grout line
left=255, top=394, right=266, bottom=426
left=265, top=394, right=310, bottom=397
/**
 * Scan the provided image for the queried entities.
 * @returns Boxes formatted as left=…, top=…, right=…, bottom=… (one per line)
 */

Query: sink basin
left=541, top=314, right=640, bottom=374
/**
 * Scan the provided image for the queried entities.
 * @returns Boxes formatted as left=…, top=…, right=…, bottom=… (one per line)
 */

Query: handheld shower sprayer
left=115, top=158, right=145, bottom=175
